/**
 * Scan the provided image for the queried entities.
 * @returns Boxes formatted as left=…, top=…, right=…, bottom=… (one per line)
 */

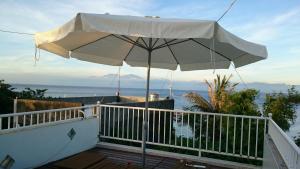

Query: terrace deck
left=38, top=148, right=229, bottom=169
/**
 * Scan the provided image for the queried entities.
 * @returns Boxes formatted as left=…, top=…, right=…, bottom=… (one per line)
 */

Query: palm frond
left=184, top=92, right=214, bottom=112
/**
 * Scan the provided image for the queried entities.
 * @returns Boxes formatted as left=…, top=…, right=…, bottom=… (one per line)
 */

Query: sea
left=11, top=84, right=300, bottom=139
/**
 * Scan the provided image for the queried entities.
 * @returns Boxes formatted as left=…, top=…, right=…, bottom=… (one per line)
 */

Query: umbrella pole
left=142, top=48, right=152, bottom=168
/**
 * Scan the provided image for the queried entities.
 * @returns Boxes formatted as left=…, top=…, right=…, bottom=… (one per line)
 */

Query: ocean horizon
left=11, top=83, right=300, bottom=138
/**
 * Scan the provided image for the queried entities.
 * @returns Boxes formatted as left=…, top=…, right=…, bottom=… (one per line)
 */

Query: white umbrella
left=34, top=13, right=267, bottom=167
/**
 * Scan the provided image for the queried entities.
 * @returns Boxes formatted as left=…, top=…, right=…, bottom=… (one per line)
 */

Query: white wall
left=0, top=118, right=99, bottom=169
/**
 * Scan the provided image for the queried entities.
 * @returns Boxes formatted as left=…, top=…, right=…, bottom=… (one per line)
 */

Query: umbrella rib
left=112, top=34, right=147, bottom=50
left=153, top=39, right=178, bottom=49
left=123, top=37, right=140, bottom=61
left=70, top=34, right=112, bottom=51
left=152, top=38, right=160, bottom=49
left=140, top=37, right=149, bottom=48
left=153, top=39, right=189, bottom=50
left=121, top=35, right=144, bottom=47
left=190, top=38, right=232, bottom=61
left=164, top=39, right=179, bottom=65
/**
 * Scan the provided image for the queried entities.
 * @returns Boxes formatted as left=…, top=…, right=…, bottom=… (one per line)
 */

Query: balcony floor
left=38, top=147, right=230, bottom=169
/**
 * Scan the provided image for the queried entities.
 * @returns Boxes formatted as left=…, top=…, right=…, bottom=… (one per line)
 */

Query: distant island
left=6, top=73, right=300, bottom=93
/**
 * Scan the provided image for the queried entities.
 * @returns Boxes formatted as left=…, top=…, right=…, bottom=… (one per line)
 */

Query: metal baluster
left=137, top=109, right=140, bottom=140
left=169, top=112, right=172, bottom=145
left=181, top=113, right=183, bottom=147
left=30, top=114, right=33, bottom=125
left=199, top=114, right=203, bottom=157
left=193, top=113, right=196, bottom=148
left=16, top=115, right=19, bottom=128
left=153, top=111, right=155, bottom=142
left=255, top=119, right=259, bottom=158
left=226, top=116, right=229, bottom=153
left=132, top=108, right=135, bottom=140
left=99, top=106, right=102, bottom=136
left=8, top=116, right=11, bottom=129
left=187, top=113, right=190, bottom=147
left=248, top=118, right=251, bottom=157
left=158, top=111, right=161, bottom=143
left=65, top=110, right=67, bottom=120
left=212, top=114, right=215, bottom=150
left=113, top=107, right=115, bottom=137
left=147, top=109, right=150, bottom=142
left=175, top=112, right=178, bottom=146
left=233, top=117, right=236, bottom=154
left=240, top=117, right=244, bottom=155
left=127, top=108, right=129, bottom=139
left=104, top=107, right=106, bottom=136
left=164, top=111, right=166, bottom=144
left=117, top=108, right=120, bottom=138
left=23, top=115, right=26, bottom=126
left=37, top=113, right=39, bottom=125
left=122, top=108, right=125, bottom=138
left=108, top=107, right=111, bottom=136
left=219, top=116, right=222, bottom=152
left=206, top=115, right=208, bottom=150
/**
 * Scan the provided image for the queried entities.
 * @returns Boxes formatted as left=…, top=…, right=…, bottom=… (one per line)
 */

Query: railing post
left=268, top=113, right=272, bottom=119
left=267, top=113, right=272, bottom=134
left=97, top=101, right=101, bottom=141
left=13, top=97, right=18, bottom=128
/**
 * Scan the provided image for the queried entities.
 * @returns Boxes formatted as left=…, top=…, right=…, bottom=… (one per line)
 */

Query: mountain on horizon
left=9, top=73, right=300, bottom=93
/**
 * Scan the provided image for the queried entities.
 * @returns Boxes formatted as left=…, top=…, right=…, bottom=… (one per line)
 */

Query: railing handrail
left=98, top=104, right=268, bottom=162
left=269, top=119, right=300, bottom=155
left=0, top=104, right=97, bottom=118
left=100, top=104, right=267, bottom=120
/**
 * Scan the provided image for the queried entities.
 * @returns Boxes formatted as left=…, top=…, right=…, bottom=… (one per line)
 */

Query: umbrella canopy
left=34, top=13, right=267, bottom=168
left=35, top=13, right=267, bottom=71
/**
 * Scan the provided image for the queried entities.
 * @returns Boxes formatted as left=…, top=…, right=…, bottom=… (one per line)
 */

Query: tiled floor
left=38, top=148, right=230, bottom=169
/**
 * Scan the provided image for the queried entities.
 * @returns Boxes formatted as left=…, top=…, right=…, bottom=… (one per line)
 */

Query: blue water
left=11, top=83, right=299, bottom=138
left=11, top=84, right=200, bottom=109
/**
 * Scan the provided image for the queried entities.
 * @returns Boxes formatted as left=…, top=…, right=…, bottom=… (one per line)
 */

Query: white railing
left=98, top=104, right=267, bottom=161
left=268, top=118, right=300, bottom=169
left=0, top=105, right=97, bottom=132
left=2, top=103, right=299, bottom=167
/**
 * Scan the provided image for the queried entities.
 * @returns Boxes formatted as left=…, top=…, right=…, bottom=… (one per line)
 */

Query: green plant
left=0, top=80, right=49, bottom=114
left=263, top=91, right=296, bottom=131
left=0, top=80, right=17, bottom=114
left=294, top=135, right=300, bottom=147
left=18, top=88, right=47, bottom=99
left=227, top=89, right=260, bottom=116
left=184, top=74, right=238, bottom=113
left=288, top=85, right=300, bottom=104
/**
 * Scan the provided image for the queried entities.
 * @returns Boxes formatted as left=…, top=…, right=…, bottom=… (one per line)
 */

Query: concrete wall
left=53, top=96, right=175, bottom=110
left=0, top=118, right=99, bottom=169
left=262, top=135, right=288, bottom=169
left=52, top=96, right=118, bottom=105
left=110, top=99, right=174, bottom=110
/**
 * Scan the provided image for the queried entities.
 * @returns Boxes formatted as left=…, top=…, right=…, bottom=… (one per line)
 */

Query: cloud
left=228, top=7, right=300, bottom=43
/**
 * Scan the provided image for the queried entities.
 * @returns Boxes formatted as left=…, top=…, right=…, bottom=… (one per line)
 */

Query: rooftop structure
left=0, top=103, right=299, bottom=169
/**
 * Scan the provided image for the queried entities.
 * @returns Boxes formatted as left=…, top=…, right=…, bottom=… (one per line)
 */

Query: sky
left=0, top=0, right=300, bottom=87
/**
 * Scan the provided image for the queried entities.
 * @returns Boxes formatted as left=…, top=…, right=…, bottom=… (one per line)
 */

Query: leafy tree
left=294, top=135, right=300, bottom=147
left=184, top=74, right=238, bottom=113
left=263, top=92, right=296, bottom=131
left=18, top=88, right=47, bottom=99
left=288, top=85, right=300, bottom=104
left=0, top=80, right=17, bottom=114
left=0, top=80, right=48, bottom=114
left=226, top=89, right=260, bottom=116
